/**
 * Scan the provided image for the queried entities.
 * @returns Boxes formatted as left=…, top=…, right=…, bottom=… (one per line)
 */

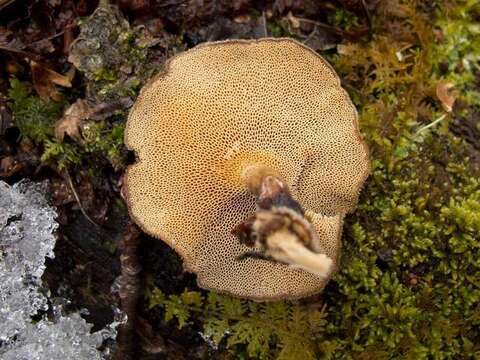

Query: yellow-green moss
left=8, top=79, right=66, bottom=143
left=146, top=1, right=480, bottom=359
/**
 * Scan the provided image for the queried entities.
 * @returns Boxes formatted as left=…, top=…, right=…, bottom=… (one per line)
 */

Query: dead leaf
left=55, top=97, right=133, bottom=142
left=436, top=81, right=456, bottom=113
left=377, top=0, right=410, bottom=18
left=0, top=27, right=26, bottom=50
left=55, top=99, right=92, bottom=141
left=0, top=27, right=13, bottom=45
left=117, top=0, right=150, bottom=12
left=50, top=176, right=76, bottom=206
left=30, top=61, right=74, bottom=101
left=234, top=14, right=251, bottom=24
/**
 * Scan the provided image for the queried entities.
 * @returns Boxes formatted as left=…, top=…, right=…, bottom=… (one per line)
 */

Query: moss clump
left=330, top=145, right=479, bottom=357
left=147, top=1, right=480, bottom=359
left=8, top=78, right=66, bottom=142
left=266, top=20, right=293, bottom=38
left=40, top=122, right=126, bottom=172
left=7, top=78, right=127, bottom=172
left=81, top=121, right=126, bottom=171
left=328, top=8, right=360, bottom=30
left=147, top=288, right=334, bottom=359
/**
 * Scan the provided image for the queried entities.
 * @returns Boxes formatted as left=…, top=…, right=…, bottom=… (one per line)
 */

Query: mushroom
left=124, top=38, right=370, bottom=301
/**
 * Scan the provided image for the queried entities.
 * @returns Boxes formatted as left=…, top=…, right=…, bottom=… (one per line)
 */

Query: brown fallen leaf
left=55, top=97, right=133, bottom=142
left=30, top=60, right=74, bottom=101
left=436, top=81, right=456, bottom=113
left=55, top=99, right=92, bottom=141
left=234, top=14, right=251, bottom=24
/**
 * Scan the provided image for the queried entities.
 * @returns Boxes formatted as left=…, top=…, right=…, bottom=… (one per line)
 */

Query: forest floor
left=0, top=0, right=479, bottom=359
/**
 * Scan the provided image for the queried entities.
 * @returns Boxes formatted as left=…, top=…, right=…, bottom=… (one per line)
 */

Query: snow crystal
left=0, top=180, right=118, bottom=359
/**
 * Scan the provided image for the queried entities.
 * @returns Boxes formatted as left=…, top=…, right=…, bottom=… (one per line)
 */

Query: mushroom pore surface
left=124, top=38, right=370, bottom=300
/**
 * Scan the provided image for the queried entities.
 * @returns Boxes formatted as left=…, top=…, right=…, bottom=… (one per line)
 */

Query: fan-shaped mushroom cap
left=124, top=38, right=370, bottom=300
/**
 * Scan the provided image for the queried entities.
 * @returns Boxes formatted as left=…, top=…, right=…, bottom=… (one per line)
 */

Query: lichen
left=68, top=1, right=161, bottom=102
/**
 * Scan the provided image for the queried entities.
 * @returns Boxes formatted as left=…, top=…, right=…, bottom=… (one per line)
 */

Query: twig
left=114, top=222, right=142, bottom=360
left=302, top=27, right=318, bottom=44
left=262, top=11, right=268, bottom=37
left=64, top=170, right=100, bottom=227
left=291, top=16, right=345, bottom=35
left=0, top=45, right=43, bottom=62
left=26, top=23, right=77, bottom=48
left=0, top=0, right=16, bottom=11
left=361, top=0, right=372, bottom=30
left=415, top=113, right=447, bottom=135
left=27, top=32, right=66, bottom=46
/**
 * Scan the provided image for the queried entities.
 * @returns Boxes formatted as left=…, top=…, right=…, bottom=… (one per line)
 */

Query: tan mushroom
left=124, top=38, right=370, bottom=301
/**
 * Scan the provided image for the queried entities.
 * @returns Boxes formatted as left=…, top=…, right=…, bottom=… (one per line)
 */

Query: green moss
left=328, top=142, right=480, bottom=357
left=147, top=1, right=480, bottom=359
left=92, top=68, right=118, bottom=82
left=328, top=8, right=360, bottom=30
left=7, top=77, right=127, bottom=171
left=40, top=121, right=127, bottom=172
left=147, top=288, right=334, bottom=359
left=41, top=139, right=83, bottom=171
left=82, top=121, right=126, bottom=170
left=7, top=78, right=66, bottom=142
left=267, top=20, right=294, bottom=38
left=432, top=0, right=480, bottom=105
left=4, top=79, right=115, bottom=173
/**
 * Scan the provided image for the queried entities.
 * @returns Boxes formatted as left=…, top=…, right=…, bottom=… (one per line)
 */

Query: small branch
left=114, top=222, right=142, bottom=360
left=28, top=33, right=66, bottom=47
left=64, top=170, right=100, bottom=227
left=262, top=11, right=268, bottom=37
left=0, top=0, right=16, bottom=11
left=302, top=27, right=318, bottom=45
left=361, top=0, right=372, bottom=30
left=290, top=16, right=345, bottom=35
left=0, top=45, right=43, bottom=62
left=415, top=113, right=447, bottom=135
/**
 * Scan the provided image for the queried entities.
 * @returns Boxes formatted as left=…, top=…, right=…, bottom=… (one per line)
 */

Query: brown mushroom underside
left=124, top=38, right=370, bottom=301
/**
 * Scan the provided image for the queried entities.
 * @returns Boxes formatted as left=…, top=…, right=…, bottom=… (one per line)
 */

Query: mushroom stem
left=234, top=165, right=333, bottom=278
left=240, top=164, right=303, bottom=213
left=268, top=230, right=333, bottom=278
